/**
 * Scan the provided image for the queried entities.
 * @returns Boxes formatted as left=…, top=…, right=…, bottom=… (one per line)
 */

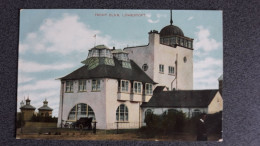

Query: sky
left=18, top=9, right=223, bottom=117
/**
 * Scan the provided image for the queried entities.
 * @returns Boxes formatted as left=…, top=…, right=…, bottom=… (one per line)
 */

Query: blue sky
left=18, top=9, right=223, bottom=117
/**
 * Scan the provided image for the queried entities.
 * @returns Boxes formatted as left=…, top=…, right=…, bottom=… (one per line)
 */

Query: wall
left=57, top=79, right=107, bottom=129
left=125, top=32, right=193, bottom=90
left=141, top=107, right=208, bottom=124
left=21, top=109, right=35, bottom=121
left=38, top=110, right=52, bottom=117
left=176, top=46, right=193, bottom=90
left=105, top=79, right=142, bottom=129
left=208, top=91, right=223, bottom=114
left=124, top=33, right=155, bottom=81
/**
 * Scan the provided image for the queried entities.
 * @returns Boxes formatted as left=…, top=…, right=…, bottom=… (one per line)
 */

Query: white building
left=57, top=12, right=223, bottom=129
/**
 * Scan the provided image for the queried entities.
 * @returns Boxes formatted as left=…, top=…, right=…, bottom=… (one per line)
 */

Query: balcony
left=117, top=87, right=152, bottom=102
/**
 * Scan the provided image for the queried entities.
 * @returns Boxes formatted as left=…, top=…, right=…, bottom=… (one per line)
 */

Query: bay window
left=145, top=83, right=153, bottom=95
left=133, top=81, right=142, bottom=94
left=121, top=80, right=129, bottom=92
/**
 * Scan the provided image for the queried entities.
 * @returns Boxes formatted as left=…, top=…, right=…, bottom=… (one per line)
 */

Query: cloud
left=145, top=13, right=151, bottom=18
left=18, top=79, right=60, bottom=93
left=18, top=74, right=34, bottom=84
left=194, top=57, right=223, bottom=89
left=18, top=59, right=74, bottom=73
left=193, top=26, right=221, bottom=52
left=156, top=14, right=167, bottom=18
left=147, top=19, right=160, bottom=24
left=19, top=13, right=115, bottom=55
left=146, top=13, right=167, bottom=24
left=187, top=16, right=194, bottom=21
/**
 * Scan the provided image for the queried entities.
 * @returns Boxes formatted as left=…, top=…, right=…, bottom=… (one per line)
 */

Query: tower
left=124, top=10, right=193, bottom=90
left=38, top=99, right=53, bottom=117
left=20, top=97, right=36, bottom=121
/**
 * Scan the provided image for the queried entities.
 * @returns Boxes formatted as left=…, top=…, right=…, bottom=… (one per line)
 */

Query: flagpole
left=94, top=34, right=96, bottom=47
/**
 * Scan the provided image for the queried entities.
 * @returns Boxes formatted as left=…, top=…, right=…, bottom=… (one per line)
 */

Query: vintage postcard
left=16, top=9, right=223, bottom=141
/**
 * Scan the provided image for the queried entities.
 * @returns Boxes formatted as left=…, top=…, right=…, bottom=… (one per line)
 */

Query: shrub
left=144, top=110, right=187, bottom=135
left=30, top=114, right=58, bottom=123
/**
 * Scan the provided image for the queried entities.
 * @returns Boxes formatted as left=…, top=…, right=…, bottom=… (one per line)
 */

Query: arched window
left=116, top=104, right=128, bottom=121
left=145, top=109, right=153, bottom=116
left=68, top=103, right=95, bottom=121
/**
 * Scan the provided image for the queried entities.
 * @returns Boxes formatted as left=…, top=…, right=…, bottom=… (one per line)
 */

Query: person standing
left=197, top=113, right=208, bottom=141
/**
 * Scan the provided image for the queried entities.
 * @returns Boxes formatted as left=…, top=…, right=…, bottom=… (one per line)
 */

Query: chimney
left=148, top=30, right=159, bottom=45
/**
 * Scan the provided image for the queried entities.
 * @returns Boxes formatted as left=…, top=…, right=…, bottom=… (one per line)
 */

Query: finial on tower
left=170, top=9, right=173, bottom=25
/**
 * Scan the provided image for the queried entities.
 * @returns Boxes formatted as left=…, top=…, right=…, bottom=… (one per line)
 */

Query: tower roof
left=38, top=99, right=53, bottom=111
left=160, top=10, right=184, bottom=37
left=20, top=97, right=36, bottom=110
left=160, top=25, right=184, bottom=37
left=38, top=106, right=53, bottom=111
left=90, top=44, right=110, bottom=50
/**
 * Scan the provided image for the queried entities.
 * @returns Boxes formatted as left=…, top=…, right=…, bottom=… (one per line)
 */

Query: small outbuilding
left=141, top=88, right=223, bottom=121
left=20, top=98, right=36, bottom=121
left=38, top=99, right=53, bottom=117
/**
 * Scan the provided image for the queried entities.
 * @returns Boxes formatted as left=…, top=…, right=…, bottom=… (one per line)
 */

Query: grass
left=16, top=128, right=221, bottom=141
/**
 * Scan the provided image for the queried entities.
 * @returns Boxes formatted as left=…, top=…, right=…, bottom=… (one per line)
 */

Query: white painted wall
left=57, top=79, right=107, bottom=129
left=58, top=78, right=145, bottom=129
left=105, top=79, right=142, bottom=129
left=125, top=32, right=193, bottom=90
left=208, top=91, right=223, bottom=114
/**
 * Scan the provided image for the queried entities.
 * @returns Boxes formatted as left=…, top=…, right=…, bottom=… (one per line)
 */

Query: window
left=176, top=37, right=180, bottom=44
left=168, top=66, right=174, bottom=75
left=163, top=38, right=169, bottom=44
left=159, top=64, right=164, bottom=73
left=99, top=49, right=105, bottom=57
left=116, top=104, right=128, bottom=121
left=192, top=109, right=201, bottom=117
left=92, top=79, right=100, bottom=91
left=121, top=80, right=129, bottom=92
left=78, top=80, right=87, bottom=92
left=142, top=64, right=148, bottom=71
left=183, top=56, right=187, bottom=63
left=160, top=38, right=163, bottom=44
left=184, top=39, right=187, bottom=47
left=92, top=50, right=99, bottom=57
left=145, top=109, right=153, bottom=116
left=188, top=41, right=192, bottom=48
left=180, top=38, right=184, bottom=46
left=133, top=81, right=142, bottom=94
left=67, top=103, right=95, bottom=121
left=170, top=37, right=176, bottom=46
left=65, top=81, right=73, bottom=92
left=145, top=83, right=153, bottom=95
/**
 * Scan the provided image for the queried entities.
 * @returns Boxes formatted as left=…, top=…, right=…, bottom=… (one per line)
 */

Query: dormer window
left=92, top=50, right=99, bottom=57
